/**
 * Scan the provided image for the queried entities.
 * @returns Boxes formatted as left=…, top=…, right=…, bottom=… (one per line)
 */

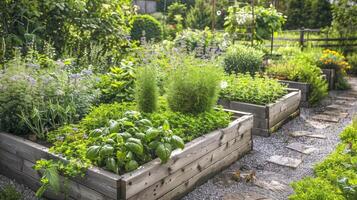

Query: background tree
left=186, top=0, right=212, bottom=30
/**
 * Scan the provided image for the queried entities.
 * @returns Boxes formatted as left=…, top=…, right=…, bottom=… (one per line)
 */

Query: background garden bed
left=219, top=89, right=301, bottom=137
left=0, top=111, right=253, bottom=200
left=278, top=80, right=311, bottom=107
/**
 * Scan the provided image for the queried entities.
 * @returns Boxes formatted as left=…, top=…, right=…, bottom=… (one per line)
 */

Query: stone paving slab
left=305, top=134, right=327, bottom=139
left=289, top=131, right=313, bottom=137
left=321, top=111, right=348, bottom=118
left=325, top=104, right=348, bottom=111
left=267, top=155, right=302, bottom=168
left=286, top=142, right=317, bottom=154
left=311, top=114, right=340, bottom=123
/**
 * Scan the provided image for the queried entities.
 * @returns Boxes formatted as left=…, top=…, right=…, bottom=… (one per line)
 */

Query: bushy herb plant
left=290, top=118, right=357, bottom=200
left=0, top=55, right=99, bottom=139
left=267, top=61, right=328, bottom=105
left=166, top=56, right=223, bottom=114
left=96, top=60, right=135, bottom=103
left=347, top=53, right=357, bottom=75
left=220, top=74, right=288, bottom=105
left=135, top=66, right=159, bottom=113
left=223, top=44, right=264, bottom=75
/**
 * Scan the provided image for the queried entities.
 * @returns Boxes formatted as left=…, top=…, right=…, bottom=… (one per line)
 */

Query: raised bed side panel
left=278, top=80, right=310, bottom=103
left=0, top=132, right=120, bottom=200
left=120, top=114, right=253, bottom=200
left=268, top=90, right=301, bottom=127
left=322, top=68, right=335, bottom=90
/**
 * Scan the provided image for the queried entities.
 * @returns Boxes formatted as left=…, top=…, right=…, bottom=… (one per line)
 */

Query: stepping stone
left=289, top=131, right=312, bottom=137
left=305, top=134, right=327, bottom=139
left=326, top=104, right=348, bottom=111
left=311, top=114, right=340, bottom=123
left=305, top=119, right=331, bottom=129
left=336, top=96, right=357, bottom=101
left=267, top=155, right=302, bottom=168
left=223, top=193, right=271, bottom=200
left=322, top=111, right=348, bottom=119
left=335, top=100, right=355, bottom=106
left=286, top=142, right=317, bottom=154
left=254, top=179, right=289, bottom=192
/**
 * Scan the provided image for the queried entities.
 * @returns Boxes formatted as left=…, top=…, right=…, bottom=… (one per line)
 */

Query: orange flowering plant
left=318, top=49, right=351, bottom=73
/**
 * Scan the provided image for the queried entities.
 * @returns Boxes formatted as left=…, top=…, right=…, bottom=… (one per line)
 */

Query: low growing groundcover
left=289, top=118, right=357, bottom=200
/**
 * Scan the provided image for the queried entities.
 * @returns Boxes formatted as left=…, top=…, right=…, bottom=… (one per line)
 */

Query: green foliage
left=290, top=118, right=357, bottom=200
left=285, top=0, right=332, bottom=29
left=167, top=2, right=187, bottom=26
left=223, top=44, right=264, bottom=75
left=135, top=66, right=159, bottom=113
left=347, top=53, right=357, bottom=75
left=146, top=103, right=231, bottom=142
left=267, top=51, right=328, bottom=105
left=290, top=177, right=344, bottom=200
left=173, top=28, right=230, bottom=56
left=0, top=0, right=134, bottom=62
left=0, top=54, right=98, bottom=138
left=130, top=15, right=163, bottom=42
left=332, top=0, right=357, bottom=37
left=0, top=185, right=21, bottom=200
left=96, top=60, right=135, bottom=103
left=166, top=56, right=223, bottom=114
left=186, top=0, right=211, bottom=30
left=225, top=5, right=285, bottom=42
left=220, top=74, right=288, bottom=105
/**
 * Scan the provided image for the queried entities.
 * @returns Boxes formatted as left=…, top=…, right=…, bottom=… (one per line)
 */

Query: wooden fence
left=270, top=28, right=357, bottom=51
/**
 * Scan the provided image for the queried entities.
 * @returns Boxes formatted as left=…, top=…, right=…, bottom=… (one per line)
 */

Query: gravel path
left=0, top=174, right=40, bottom=200
left=182, top=77, right=357, bottom=200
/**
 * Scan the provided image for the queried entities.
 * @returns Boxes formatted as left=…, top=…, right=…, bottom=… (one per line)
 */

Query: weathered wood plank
left=0, top=148, right=23, bottom=172
left=268, top=90, right=301, bottom=127
left=128, top=130, right=252, bottom=200
left=278, top=80, right=310, bottom=102
left=321, top=69, right=335, bottom=90
left=158, top=142, right=252, bottom=200
left=120, top=115, right=253, bottom=199
left=229, top=101, right=267, bottom=119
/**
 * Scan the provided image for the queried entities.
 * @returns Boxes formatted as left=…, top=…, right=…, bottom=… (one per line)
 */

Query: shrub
left=220, top=74, right=288, bottom=105
left=223, top=44, right=264, bottom=75
left=347, top=53, right=357, bottom=75
left=135, top=66, right=159, bottom=113
left=317, top=49, right=350, bottom=90
left=130, top=15, right=163, bottom=42
left=186, top=0, right=211, bottom=30
left=290, top=177, right=344, bottom=200
left=166, top=56, right=222, bottom=114
left=0, top=185, right=22, bottom=200
left=267, top=60, right=328, bottom=105
left=167, top=2, right=187, bottom=26
left=96, top=60, right=135, bottom=103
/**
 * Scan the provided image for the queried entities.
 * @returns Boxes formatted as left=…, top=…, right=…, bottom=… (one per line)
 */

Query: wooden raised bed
left=218, top=89, right=301, bottom=137
left=322, top=68, right=335, bottom=90
left=278, top=80, right=311, bottom=107
left=0, top=111, right=254, bottom=200
left=0, top=132, right=120, bottom=200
